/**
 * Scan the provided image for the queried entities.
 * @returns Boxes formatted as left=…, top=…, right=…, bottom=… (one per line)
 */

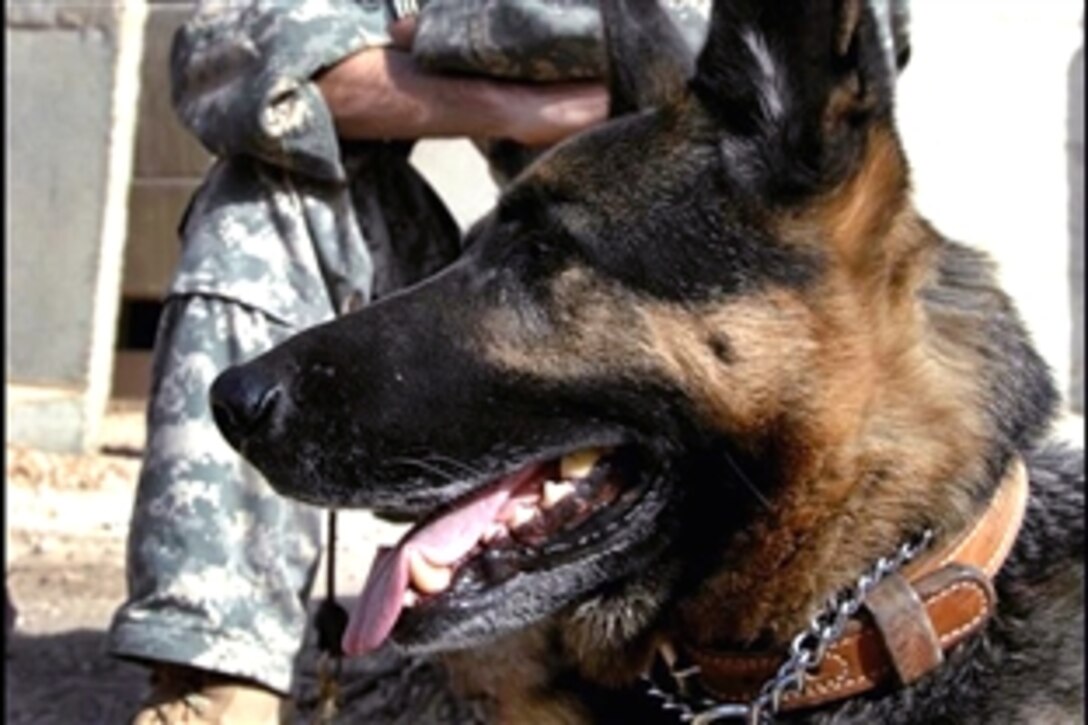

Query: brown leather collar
left=673, top=456, right=1029, bottom=714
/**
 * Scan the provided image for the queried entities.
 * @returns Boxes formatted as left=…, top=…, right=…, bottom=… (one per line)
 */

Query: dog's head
left=210, top=0, right=1053, bottom=673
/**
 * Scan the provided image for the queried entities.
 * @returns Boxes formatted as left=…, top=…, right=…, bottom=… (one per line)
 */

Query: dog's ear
left=599, top=0, right=696, bottom=117
left=691, top=0, right=901, bottom=195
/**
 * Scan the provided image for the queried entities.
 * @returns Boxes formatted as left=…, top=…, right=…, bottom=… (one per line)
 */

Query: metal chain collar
left=641, top=529, right=935, bottom=725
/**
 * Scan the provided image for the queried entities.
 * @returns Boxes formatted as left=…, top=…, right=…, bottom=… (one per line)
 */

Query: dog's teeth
left=542, top=480, right=577, bottom=509
left=482, top=522, right=507, bottom=543
left=509, top=504, right=537, bottom=530
left=500, top=500, right=538, bottom=528
left=403, top=589, right=420, bottom=607
left=407, top=549, right=452, bottom=594
left=559, top=448, right=605, bottom=481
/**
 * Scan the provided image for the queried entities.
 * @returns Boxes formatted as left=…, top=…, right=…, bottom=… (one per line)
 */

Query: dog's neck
left=668, top=215, right=999, bottom=649
left=659, top=455, right=1029, bottom=720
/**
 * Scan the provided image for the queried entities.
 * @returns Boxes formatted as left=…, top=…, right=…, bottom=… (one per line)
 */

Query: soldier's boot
left=131, top=664, right=290, bottom=725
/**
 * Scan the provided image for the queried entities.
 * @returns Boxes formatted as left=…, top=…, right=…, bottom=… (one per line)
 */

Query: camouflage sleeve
left=410, top=0, right=906, bottom=83
left=411, top=0, right=710, bottom=82
left=171, top=0, right=400, bottom=183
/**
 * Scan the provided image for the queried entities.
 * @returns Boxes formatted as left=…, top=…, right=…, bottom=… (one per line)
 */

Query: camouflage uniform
left=107, top=0, right=904, bottom=707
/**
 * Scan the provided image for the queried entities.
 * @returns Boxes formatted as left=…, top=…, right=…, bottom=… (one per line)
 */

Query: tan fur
left=475, top=120, right=993, bottom=682
left=445, top=607, right=669, bottom=722
left=645, top=224, right=991, bottom=644
left=444, top=623, right=591, bottom=724
left=664, top=130, right=992, bottom=645
left=557, top=588, right=666, bottom=686
left=781, top=126, right=910, bottom=272
left=479, top=266, right=651, bottom=380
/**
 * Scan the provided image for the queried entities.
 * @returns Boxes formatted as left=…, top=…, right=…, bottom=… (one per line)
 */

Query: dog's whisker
left=423, top=453, right=487, bottom=480
left=385, top=456, right=461, bottom=484
left=722, top=450, right=772, bottom=512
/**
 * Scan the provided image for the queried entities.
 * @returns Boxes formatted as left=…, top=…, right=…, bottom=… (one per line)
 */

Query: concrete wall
left=6, top=1, right=145, bottom=451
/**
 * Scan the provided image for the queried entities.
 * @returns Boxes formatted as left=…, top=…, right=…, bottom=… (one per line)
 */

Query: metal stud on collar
left=643, top=529, right=935, bottom=724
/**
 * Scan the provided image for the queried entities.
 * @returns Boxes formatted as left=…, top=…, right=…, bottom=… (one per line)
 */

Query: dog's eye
left=496, top=198, right=539, bottom=232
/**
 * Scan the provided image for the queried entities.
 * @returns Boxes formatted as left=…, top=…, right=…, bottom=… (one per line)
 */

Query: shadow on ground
left=4, top=599, right=483, bottom=724
left=6, top=628, right=147, bottom=724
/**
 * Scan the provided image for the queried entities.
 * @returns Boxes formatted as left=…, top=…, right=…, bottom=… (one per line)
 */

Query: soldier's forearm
left=316, top=47, right=608, bottom=148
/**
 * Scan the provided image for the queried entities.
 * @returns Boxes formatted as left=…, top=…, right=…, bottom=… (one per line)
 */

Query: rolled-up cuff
left=252, top=77, right=349, bottom=182
left=109, top=617, right=298, bottom=695
left=172, top=0, right=399, bottom=183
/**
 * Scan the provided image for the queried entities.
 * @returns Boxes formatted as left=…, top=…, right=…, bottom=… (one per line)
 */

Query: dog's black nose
left=210, top=365, right=283, bottom=448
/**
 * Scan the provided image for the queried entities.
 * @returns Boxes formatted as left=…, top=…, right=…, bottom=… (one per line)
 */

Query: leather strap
left=902, top=456, right=1029, bottom=581
left=678, top=455, right=1027, bottom=712
left=864, top=571, right=943, bottom=684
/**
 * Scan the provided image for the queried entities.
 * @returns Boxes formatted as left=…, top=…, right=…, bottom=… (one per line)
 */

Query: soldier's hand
left=318, top=46, right=609, bottom=147
left=492, top=81, right=608, bottom=147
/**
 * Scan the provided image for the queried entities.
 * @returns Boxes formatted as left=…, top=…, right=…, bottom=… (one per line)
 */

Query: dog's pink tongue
left=343, top=544, right=406, bottom=656
left=343, top=465, right=543, bottom=656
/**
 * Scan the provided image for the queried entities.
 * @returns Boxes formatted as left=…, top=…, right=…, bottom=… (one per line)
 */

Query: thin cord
left=326, top=509, right=337, bottom=602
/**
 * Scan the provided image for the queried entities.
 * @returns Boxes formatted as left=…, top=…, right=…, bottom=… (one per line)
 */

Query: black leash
left=313, top=509, right=350, bottom=723
left=311, top=293, right=364, bottom=721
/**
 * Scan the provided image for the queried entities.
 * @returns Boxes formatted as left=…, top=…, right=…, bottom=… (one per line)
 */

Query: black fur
left=210, top=0, right=1084, bottom=720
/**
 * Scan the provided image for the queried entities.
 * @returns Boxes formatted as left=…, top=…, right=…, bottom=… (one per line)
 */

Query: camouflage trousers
left=107, top=293, right=325, bottom=695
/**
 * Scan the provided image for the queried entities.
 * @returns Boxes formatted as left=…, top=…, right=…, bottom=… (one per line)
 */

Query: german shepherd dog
left=211, top=0, right=1084, bottom=721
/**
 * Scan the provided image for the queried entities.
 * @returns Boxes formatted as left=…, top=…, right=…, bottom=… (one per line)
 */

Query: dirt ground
left=4, top=400, right=461, bottom=724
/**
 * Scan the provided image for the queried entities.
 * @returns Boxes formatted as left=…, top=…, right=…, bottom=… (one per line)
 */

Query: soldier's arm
left=315, top=43, right=608, bottom=148
left=172, top=0, right=609, bottom=182
left=171, top=0, right=400, bottom=183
